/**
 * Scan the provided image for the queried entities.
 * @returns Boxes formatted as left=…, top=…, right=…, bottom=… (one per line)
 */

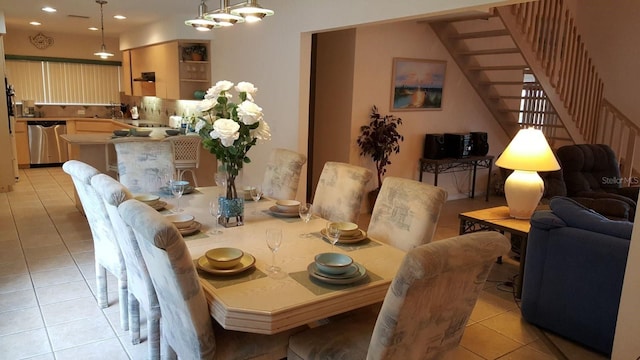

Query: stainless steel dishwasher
left=27, top=120, right=69, bottom=166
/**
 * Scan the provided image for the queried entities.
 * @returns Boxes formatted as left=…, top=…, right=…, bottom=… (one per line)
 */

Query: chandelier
left=185, top=0, right=274, bottom=30
left=94, top=0, right=114, bottom=59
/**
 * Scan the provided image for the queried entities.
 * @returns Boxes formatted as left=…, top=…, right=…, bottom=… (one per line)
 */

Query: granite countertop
left=16, top=117, right=167, bottom=128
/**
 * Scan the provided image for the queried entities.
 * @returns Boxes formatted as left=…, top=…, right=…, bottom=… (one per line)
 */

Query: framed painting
left=391, top=58, right=447, bottom=111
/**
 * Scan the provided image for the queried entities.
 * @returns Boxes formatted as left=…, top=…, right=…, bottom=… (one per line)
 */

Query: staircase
left=429, top=0, right=638, bottom=179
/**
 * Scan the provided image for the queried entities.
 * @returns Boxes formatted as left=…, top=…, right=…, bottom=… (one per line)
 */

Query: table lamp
left=495, top=128, right=560, bottom=219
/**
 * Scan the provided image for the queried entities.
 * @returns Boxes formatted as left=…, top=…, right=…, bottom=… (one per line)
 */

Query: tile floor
left=0, top=167, right=609, bottom=359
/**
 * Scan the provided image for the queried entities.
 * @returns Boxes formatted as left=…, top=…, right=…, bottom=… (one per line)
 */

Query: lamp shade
left=495, top=128, right=560, bottom=172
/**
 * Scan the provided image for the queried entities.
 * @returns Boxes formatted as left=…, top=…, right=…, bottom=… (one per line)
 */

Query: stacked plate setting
left=196, top=247, right=256, bottom=275
left=135, top=194, right=166, bottom=211
left=165, top=213, right=201, bottom=236
left=320, top=222, right=368, bottom=244
left=269, top=199, right=301, bottom=218
left=308, top=252, right=367, bottom=284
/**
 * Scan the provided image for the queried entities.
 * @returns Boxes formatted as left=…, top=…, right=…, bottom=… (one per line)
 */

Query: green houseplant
left=357, top=105, right=404, bottom=204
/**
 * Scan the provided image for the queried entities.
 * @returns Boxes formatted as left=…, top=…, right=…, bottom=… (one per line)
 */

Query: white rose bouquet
left=196, top=80, right=271, bottom=199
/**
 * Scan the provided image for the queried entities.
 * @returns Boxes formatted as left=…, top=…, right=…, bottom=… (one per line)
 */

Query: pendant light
left=231, top=0, right=274, bottom=23
left=204, top=0, right=244, bottom=27
left=185, top=0, right=219, bottom=31
left=94, top=0, right=114, bottom=59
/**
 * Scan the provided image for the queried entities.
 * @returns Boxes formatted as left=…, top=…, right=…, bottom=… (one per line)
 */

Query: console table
left=419, top=155, right=494, bottom=201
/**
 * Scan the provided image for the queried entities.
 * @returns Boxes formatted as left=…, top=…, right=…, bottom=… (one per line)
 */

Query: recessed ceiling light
left=114, top=15, right=126, bottom=20
left=30, top=21, right=42, bottom=26
left=88, top=27, right=99, bottom=31
left=42, top=7, right=57, bottom=13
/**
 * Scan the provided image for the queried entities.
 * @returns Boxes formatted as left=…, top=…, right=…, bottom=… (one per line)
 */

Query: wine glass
left=208, top=199, right=222, bottom=235
left=249, top=186, right=263, bottom=214
left=325, top=222, right=341, bottom=251
left=215, top=172, right=227, bottom=198
left=170, top=178, right=185, bottom=213
left=265, top=227, right=282, bottom=274
left=298, top=203, right=313, bottom=238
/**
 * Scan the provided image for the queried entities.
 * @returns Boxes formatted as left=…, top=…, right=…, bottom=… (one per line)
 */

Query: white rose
left=252, top=119, right=271, bottom=141
left=235, top=82, right=258, bottom=95
left=210, top=118, right=240, bottom=147
left=206, top=80, right=234, bottom=99
left=199, top=98, right=217, bottom=112
left=194, top=119, right=208, bottom=132
left=237, top=100, right=263, bottom=125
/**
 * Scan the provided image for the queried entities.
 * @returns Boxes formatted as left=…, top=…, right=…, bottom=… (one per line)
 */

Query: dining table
left=163, top=186, right=407, bottom=335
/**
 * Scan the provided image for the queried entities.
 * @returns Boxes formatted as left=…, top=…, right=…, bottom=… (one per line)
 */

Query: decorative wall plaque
left=29, top=32, right=55, bottom=50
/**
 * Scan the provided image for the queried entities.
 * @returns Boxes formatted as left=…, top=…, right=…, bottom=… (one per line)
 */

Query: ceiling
left=0, top=0, right=204, bottom=37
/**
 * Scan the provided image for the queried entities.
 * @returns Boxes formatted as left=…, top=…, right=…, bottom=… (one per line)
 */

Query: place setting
left=307, top=252, right=368, bottom=285
left=165, top=213, right=202, bottom=236
left=267, top=199, right=301, bottom=218
left=320, top=221, right=369, bottom=244
left=196, top=247, right=257, bottom=276
left=134, top=193, right=167, bottom=211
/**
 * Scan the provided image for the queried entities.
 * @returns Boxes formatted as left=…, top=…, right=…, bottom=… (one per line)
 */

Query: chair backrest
left=262, top=148, right=307, bottom=200
left=312, top=161, right=373, bottom=223
left=91, top=174, right=158, bottom=311
left=62, top=160, right=124, bottom=271
left=164, top=135, right=201, bottom=169
left=557, top=144, right=622, bottom=196
left=118, top=199, right=215, bottom=359
left=367, top=231, right=510, bottom=359
left=113, top=139, right=175, bottom=194
left=367, top=177, right=448, bottom=252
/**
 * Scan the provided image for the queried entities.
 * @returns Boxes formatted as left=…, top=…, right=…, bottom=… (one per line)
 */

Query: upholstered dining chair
left=312, top=161, right=373, bottom=223
left=288, top=231, right=510, bottom=360
left=113, top=138, right=175, bottom=194
left=117, top=199, right=304, bottom=360
left=91, top=174, right=160, bottom=359
left=368, top=177, right=448, bottom=252
left=62, top=160, right=128, bottom=331
left=262, top=148, right=307, bottom=200
left=164, top=135, right=202, bottom=187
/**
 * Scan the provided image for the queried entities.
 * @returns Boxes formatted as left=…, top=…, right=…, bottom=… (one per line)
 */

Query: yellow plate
left=179, top=221, right=201, bottom=236
left=268, top=206, right=299, bottom=218
left=320, top=228, right=368, bottom=243
left=197, top=253, right=256, bottom=275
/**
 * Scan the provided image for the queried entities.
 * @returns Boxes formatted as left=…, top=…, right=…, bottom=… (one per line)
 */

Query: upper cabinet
left=123, top=40, right=211, bottom=100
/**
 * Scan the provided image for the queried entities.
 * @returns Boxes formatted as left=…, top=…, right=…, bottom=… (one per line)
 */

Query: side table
left=458, top=206, right=530, bottom=298
left=418, top=155, right=494, bottom=201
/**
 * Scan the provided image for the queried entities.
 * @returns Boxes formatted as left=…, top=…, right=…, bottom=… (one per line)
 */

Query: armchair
left=521, top=197, right=633, bottom=355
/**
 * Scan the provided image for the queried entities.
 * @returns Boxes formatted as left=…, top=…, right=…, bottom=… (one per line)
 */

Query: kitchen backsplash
left=17, top=94, right=202, bottom=126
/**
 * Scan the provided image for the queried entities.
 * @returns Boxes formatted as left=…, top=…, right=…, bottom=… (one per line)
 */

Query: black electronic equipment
left=444, top=133, right=472, bottom=158
left=423, top=134, right=447, bottom=159
left=470, top=131, right=489, bottom=156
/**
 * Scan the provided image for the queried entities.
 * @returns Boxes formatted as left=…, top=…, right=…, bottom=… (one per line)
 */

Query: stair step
left=489, top=95, right=547, bottom=100
left=458, top=48, right=520, bottom=56
left=468, top=65, right=528, bottom=71
left=500, top=109, right=558, bottom=115
left=438, top=12, right=497, bottom=23
left=480, top=81, right=528, bottom=86
left=449, top=29, right=510, bottom=39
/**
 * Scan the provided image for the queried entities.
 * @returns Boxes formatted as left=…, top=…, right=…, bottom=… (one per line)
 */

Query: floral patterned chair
left=367, top=177, right=448, bottom=252
left=91, top=174, right=160, bottom=359
left=163, top=135, right=202, bottom=187
left=261, top=148, right=307, bottom=200
left=113, top=138, right=175, bottom=194
left=287, top=231, right=510, bottom=360
left=117, top=199, right=304, bottom=359
left=312, top=162, right=373, bottom=223
left=62, top=160, right=128, bottom=330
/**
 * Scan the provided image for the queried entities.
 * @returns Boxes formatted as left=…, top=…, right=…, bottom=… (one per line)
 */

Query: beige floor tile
left=469, top=287, right=518, bottom=323
left=35, top=280, right=94, bottom=306
left=71, top=251, right=95, bottom=265
left=0, top=242, right=24, bottom=263
left=23, top=243, right=69, bottom=261
left=40, top=296, right=104, bottom=326
left=0, top=306, right=45, bottom=336
left=54, top=337, right=129, bottom=360
left=0, top=273, right=33, bottom=293
left=119, top=333, right=155, bottom=360
left=480, top=309, right=541, bottom=345
left=30, top=266, right=84, bottom=288
left=65, top=240, right=94, bottom=254
left=0, top=259, right=28, bottom=277
left=0, top=328, right=52, bottom=359
left=27, top=254, right=77, bottom=273
left=544, top=333, right=608, bottom=360
left=47, top=316, right=116, bottom=351
left=0, top=288, right=38, bottom=312
left=460, top=323, right=524, bottom=359
left=442, top=346, right=485, bottom=359
left=497, top=345, right=558, bottom=359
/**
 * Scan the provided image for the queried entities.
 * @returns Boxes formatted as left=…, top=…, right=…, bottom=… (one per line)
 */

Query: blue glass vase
left=218, top=197, right=244, bottom=227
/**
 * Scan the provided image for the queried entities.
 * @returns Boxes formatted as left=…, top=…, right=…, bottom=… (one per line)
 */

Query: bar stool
left=165, top=135, right=202, bottom=186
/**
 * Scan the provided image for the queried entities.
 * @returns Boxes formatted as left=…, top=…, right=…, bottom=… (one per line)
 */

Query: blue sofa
left=521, top=197, right=633, bottom=355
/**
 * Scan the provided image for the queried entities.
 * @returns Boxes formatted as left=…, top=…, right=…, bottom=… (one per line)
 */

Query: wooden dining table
left=169, top=186, right=406, bottom=335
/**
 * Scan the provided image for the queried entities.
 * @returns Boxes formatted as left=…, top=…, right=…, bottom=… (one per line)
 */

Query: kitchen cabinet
left=15, top=121, right=30, bottom=167
left=126, top=40, right=211, bottom=100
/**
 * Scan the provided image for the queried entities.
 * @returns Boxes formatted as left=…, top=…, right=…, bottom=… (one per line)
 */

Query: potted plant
left=185, top=45, right=207, bottom=61
left=357, top=105, right=404, bottom=208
